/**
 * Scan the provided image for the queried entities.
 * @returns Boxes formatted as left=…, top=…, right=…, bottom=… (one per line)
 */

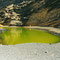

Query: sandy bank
left=0, top=43, right=60, bottom=60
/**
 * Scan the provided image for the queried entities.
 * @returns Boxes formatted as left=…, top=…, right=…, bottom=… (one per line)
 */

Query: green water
left=0, top=27, right=60, bottom=45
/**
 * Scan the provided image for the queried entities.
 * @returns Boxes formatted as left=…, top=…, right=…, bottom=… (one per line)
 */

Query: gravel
left=0, top=43, right=60, bottom=60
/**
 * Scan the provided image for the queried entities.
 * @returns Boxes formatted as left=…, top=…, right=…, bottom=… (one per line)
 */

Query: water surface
left=0, top=27, right=60, bottom=45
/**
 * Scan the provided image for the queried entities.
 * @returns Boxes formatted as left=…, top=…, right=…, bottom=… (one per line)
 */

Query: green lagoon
left=0, top=27, right=60, bottom=45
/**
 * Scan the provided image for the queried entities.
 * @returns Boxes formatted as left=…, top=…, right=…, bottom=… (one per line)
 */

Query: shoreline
left=23, top=26, right=60, bottom=37
left=0, top=26, right=60, bottom=37
left=0, top=26, right=60, bottom=60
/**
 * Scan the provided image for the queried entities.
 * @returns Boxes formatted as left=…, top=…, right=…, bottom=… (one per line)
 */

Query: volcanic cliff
left=0, top=0, right=60, bottom=27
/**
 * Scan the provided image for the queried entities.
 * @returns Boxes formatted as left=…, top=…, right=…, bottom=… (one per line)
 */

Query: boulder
left=10, top=20, right=22, bottom=26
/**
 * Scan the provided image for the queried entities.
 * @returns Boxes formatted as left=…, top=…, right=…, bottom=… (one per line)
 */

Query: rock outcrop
left=0, top=0, right=60, bottom=27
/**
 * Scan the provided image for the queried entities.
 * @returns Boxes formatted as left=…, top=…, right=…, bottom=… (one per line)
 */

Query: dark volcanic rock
left=0, top=0, right=23, bottom=9
left=25, top=0, right=60, bottom=28
left=0, top=0, right=60, bottom=27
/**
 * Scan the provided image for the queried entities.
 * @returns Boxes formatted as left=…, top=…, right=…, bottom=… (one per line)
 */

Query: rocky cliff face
left=0, top=0, right=60, bottom=27
left=26, top=0, right=60, bottom=28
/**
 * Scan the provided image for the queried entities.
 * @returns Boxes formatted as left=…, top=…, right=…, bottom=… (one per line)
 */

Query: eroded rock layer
left=0, top=0, right=60, bottom=27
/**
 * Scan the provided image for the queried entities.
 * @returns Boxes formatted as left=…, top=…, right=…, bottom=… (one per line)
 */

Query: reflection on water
left=0, top=27, right=60, bottom=45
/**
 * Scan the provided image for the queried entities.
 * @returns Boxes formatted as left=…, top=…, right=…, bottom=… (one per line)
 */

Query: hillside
left=0, top=0, right=60, bottom=27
